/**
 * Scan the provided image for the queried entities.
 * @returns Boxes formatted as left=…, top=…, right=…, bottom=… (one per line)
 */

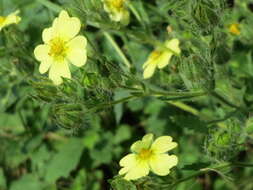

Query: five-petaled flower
left=34, top=10, right=87, bottom=85
left=143, top=39, right=181, bottom=79
left=0, top=10, right=21, bottom=31
left=102, top=0, right=129, bottom=24
left=119, top=133, right=178, bottom=180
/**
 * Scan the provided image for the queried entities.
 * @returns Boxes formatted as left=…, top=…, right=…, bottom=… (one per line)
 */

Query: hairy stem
left=103, top=31, right=131, bottom=69
left=210, top=91, right=240, bottom=109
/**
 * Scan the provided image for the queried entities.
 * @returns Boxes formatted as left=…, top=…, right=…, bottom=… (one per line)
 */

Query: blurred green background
left=1, top=0, right=253, bottom=190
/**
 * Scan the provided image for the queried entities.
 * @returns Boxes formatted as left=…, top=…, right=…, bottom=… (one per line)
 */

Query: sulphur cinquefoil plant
left=1, top=0, right=253, bottom=190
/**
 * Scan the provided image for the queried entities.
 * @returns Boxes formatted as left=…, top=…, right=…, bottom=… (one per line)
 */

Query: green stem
left=206, top=110, right=238, bottom=125
left=159, top=94, right=206, bottom=101
left=210, top=91, right=240, bottom=109
left=163, top=162, right=253, bottom=188
left=149, top=90, right=207, bottom=97
left=233, top=162, right=253, bottom=167
left=103, top=31, right=131, bottom=69
left=166, top=163, right=231, bottom=188
left=126, top=2, right=142, bottom=24
left=90, top=95, right=137, bottom=112
left=167, top=101, right=227, bottom=128
left=90, top=90, right=206, bottom=112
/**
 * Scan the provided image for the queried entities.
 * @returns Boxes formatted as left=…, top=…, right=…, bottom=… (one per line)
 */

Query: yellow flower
left=119, top=133, right=178, bottom=180
left=102, top=0, right=129, bottom=24
left=0, top=10, right=21, bottom=31
left=34, top=10, right=87, bottom=85
left=143, top=39, right=180, bottom=79
left=229, top=23, right=240, bottom=35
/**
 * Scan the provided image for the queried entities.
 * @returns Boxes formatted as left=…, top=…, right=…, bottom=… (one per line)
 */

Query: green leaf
left=114, top=90, right=130, bottom=124
left=44, top=138, right=84, bottom=183
left=0, top=113, right=24, bottom=133
left=113, top=125, right=131, bottom=144
left=0, top=168, right=6, bottom=189
left=10, top=174, right=42, bottom=190
left=127, top=99, right=144, bottom=112
left=173, top=115, right=208, bottom=133
left=83, top=130, right=100, bottom=150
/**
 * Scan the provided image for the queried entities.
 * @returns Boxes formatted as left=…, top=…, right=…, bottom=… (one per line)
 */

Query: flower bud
left=205, top=120, right=246, bottom=161
left=52, top=103, right=87, bottom=130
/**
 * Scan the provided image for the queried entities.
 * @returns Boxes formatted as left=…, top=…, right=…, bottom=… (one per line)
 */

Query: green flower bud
left=52, top=103, right=87, bottom=130
left=30, top=79, right=58, bottom=103
left=205, top=119, right=246, bottom=161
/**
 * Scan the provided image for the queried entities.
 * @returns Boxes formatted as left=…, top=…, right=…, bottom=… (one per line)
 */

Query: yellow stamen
left=139, top=149, right=153, bottom=160
left=150, top=50, right=162, bottom=61
left=112, top=0, right=124, bottom=9
left=49, top=38, right=68, bottom=61
left=229, top=24, right=240, bottom=35
left=0, top=16, right=6, bottom=25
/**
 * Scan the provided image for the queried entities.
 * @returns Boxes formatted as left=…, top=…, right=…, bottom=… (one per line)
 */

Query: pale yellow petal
left=34, top=44, right=50, bottom=61
left=39, top=59, right=52, bottom=74
left=124, top=160, right=150, bottom=180
left=142, top=133, right=154, bottom=143
left=5, top=11, right=21, bottom=25
left=67, top=35, right=87, bottom=49
left=109, top=11, right=125, bottom=22
left=53, top=10, right=81, bottom=40
left=142, top=57, right=152, bottom=69
left=142, top=50, right=159, bottom=69
left=42, top=27, right=54, bottom=43
left=67, top=49, right=87, bottom=67
left=149, top=154, right=178, bottom=176
left=119, top=153, right=138, bottom=176
left=67, top=36, right=87, bottom=67
left=119, top=167, right=129, bottom=175
left=165, top=38, right=181, bottom=54
left=119, top=153, right=137, bottom=167
left=131, top=134, right=154, bottom=153
left=143, top=62, right=157, bottom=79
left=49, top=61, right=71, bottom=85
left=151, top=136, right=177, bottom=154
left=157, top=52, right=173, bottom=69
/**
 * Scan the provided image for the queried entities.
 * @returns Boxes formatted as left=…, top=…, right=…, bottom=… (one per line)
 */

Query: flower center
left=139, top=149, right=153, bottom=160
left=229, top=24, right=240, bottom=35
left=112, top=0, right=124, bottom=9
left=48, top=37, right=68, bottom=61
left=0, top=16, right=6, bottom=25
left=150, top=50, right=162, bottom=61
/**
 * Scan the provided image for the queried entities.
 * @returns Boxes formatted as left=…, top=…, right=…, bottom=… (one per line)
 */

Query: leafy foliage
left=1, top=0, right=253, bottom=190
